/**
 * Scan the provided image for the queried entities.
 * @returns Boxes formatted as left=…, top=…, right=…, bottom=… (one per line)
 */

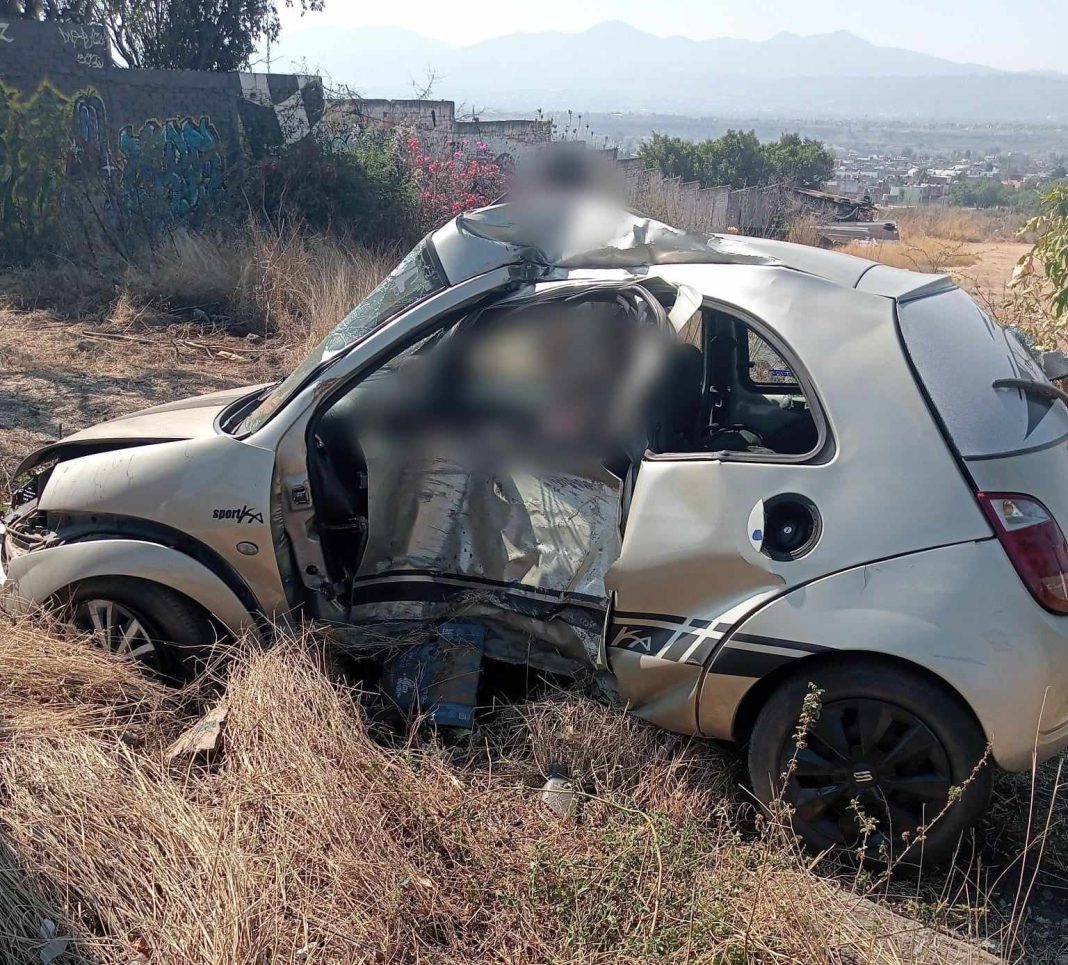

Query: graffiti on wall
left=0, top=78, right=230, bottom=258
left=116, top=116, right=226, bottom=222
left=0, top=81, right=76, bottom=258
left=57, top=24, right=107, bottom=69
left=0, top=17, right=325, bottom=262
left=73, top=91, right=112, bottom=174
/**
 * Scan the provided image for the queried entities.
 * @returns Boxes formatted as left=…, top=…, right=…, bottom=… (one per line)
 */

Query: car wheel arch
left=8, top=537, right=261, bottom=640
left=52, top=574, right=228, bottom=642
left=726, top=648, right=990, bottom=751
left=52, top=513, right=265, bottom=616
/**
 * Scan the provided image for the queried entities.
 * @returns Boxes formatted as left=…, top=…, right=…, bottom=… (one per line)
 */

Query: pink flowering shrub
left=407, top=135, right=509, bottom=229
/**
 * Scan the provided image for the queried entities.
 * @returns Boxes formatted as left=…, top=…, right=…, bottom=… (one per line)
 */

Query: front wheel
left=68, top=577, right=217, bottom=683
left=748, top=658, right=992, bottom=866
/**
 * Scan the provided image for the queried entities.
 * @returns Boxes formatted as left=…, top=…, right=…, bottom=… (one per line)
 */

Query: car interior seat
left=657, top=342, right=705, bottom=452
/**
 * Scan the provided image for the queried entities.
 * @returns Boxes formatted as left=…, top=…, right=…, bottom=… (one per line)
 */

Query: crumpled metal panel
left=349, top=445, right=620, bottom=673
left=453, top=199, right=778, bottom=273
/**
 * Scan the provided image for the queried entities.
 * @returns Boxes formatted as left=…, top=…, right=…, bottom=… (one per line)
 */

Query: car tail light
left=978, top=492, right=1068, bottom=614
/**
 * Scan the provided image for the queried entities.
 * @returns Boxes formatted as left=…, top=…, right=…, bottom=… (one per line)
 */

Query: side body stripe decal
left=608, top=610, right=829, bottom=676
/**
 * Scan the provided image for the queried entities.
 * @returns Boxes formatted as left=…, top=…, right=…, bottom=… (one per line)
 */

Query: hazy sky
left=275, top=0, right=1060, bottom=73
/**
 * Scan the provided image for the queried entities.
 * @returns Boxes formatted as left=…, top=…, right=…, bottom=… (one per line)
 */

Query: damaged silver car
left=6, top=199, right=1068, bottom=863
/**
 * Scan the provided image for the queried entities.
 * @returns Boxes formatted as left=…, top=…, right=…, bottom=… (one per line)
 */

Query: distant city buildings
left=825, top=148, right=1059, bottom=206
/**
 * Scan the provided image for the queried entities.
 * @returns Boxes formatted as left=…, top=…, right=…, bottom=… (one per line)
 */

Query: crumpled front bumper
left=0, top=520, right=54, bottom=618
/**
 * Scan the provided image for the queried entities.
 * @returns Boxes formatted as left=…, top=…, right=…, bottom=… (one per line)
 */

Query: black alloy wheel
left=748, top=658, right=993, bottom=867
left=783, top=697, right=953, bottom=851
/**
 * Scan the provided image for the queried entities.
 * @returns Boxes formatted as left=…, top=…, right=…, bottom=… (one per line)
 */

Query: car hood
left=63, top=384, right=267, bottom=443
left=12, top=384, right=269, bottom=478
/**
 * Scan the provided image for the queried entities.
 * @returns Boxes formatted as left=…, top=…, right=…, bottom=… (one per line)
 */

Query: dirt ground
left=951, top=240, right=1032, bottom=305
left=0, top=308, right=275, bottom=488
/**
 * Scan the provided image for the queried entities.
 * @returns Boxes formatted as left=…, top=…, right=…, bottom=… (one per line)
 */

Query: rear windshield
left=898, top=289, right=1068, bottom=460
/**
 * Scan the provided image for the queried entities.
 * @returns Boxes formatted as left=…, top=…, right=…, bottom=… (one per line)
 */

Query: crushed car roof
left=431, top=199, right=954, bottom=302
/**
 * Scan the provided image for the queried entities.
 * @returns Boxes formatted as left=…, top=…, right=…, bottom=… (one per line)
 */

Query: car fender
left=4, top=538, right=259, bottom=639
left=698, top=538, right=1062, bottom=772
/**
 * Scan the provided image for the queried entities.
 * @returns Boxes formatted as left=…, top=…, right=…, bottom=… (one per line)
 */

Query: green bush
left=950, top=177, right=1040, bottom=213
left=244, top=128, right=419, bottom=245
left=1019, top=182, right=1068, bottom=318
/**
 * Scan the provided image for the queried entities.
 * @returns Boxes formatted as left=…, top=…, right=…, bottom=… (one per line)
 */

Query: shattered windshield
left=238, top=240, right=447, bottom=434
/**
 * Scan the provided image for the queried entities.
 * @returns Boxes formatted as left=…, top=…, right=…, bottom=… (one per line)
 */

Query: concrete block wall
left=614, top=144, right=794, bottom=236
left=331, top=97, right=552, bottom=162
left=618, top=157, right=786, bottom=236
left=0, top=18, right=323, bottom=256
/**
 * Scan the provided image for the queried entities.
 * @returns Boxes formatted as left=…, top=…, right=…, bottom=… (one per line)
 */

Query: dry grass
left=801, top=203, right=1031, bottom=276
left=0, top=224, right=395, bottom=357
left=785, top=212, right=824, bottom=248
left=237, top=223, right=398, bottom=365
left=0, top=226, right=396, bottom=482
left=0, top=620, right=1058, bottom=963
left=840, top=234, right=979, bottom=274
left=843, top=236, right=979, bottom=273
left=892, top=207, right=1026, bottom=245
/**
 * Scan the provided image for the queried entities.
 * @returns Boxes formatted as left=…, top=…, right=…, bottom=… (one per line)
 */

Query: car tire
left=748, top=657, right=993, bottom=867
left=67, top=577, right=218, bottom=683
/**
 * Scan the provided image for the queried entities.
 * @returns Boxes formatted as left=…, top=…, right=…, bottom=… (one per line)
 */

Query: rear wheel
left=748, top=659, right=992, bottom=866
left=68, top=577, right=216, bottom=683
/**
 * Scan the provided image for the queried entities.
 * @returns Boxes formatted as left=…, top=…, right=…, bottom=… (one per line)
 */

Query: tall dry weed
left=0, top=626, right=1037, bottom=963
left=894, top=206, right=1026, bottom=244
left=123, top=229, right=248, bottom=317
left=238, top=224, right=396, bottom=363
left=0, top=222, right=395, bottom=353
left=785, top=213, right=824, bottom=248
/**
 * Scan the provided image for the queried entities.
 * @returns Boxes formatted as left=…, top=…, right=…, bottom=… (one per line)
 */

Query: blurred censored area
left=314, top=285, right=674, bottom=671
left=356, top=286, right=671, bottom=465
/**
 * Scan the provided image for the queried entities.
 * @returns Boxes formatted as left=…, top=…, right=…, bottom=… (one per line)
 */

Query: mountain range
left=266, top=21, right=1068, bottom=123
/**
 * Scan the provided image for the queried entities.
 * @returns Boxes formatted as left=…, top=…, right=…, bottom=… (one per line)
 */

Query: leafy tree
left=39, top=0, right=97, bottom=18
left=950, top=177, right=1039, bottom=212
left=1051, top=164, right=1068, bottom=180
left=637, top=133, right=703, bottom=185
left=637, top=130, right=832, bottom=190
left=29, top=0, right=323, bottom=71
left=246, top=128, right=419, bottom=243
left=1018, top=183, right=1068, bottom=318
left=762, top=132, right=834, bottom=188
left=699, top=129, right=767, bottom=189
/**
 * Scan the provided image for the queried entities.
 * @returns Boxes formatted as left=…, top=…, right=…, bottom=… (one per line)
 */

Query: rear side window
left=745, top=330, right=801, bottom=391
left=898, top=289, right=1068, bottom=460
